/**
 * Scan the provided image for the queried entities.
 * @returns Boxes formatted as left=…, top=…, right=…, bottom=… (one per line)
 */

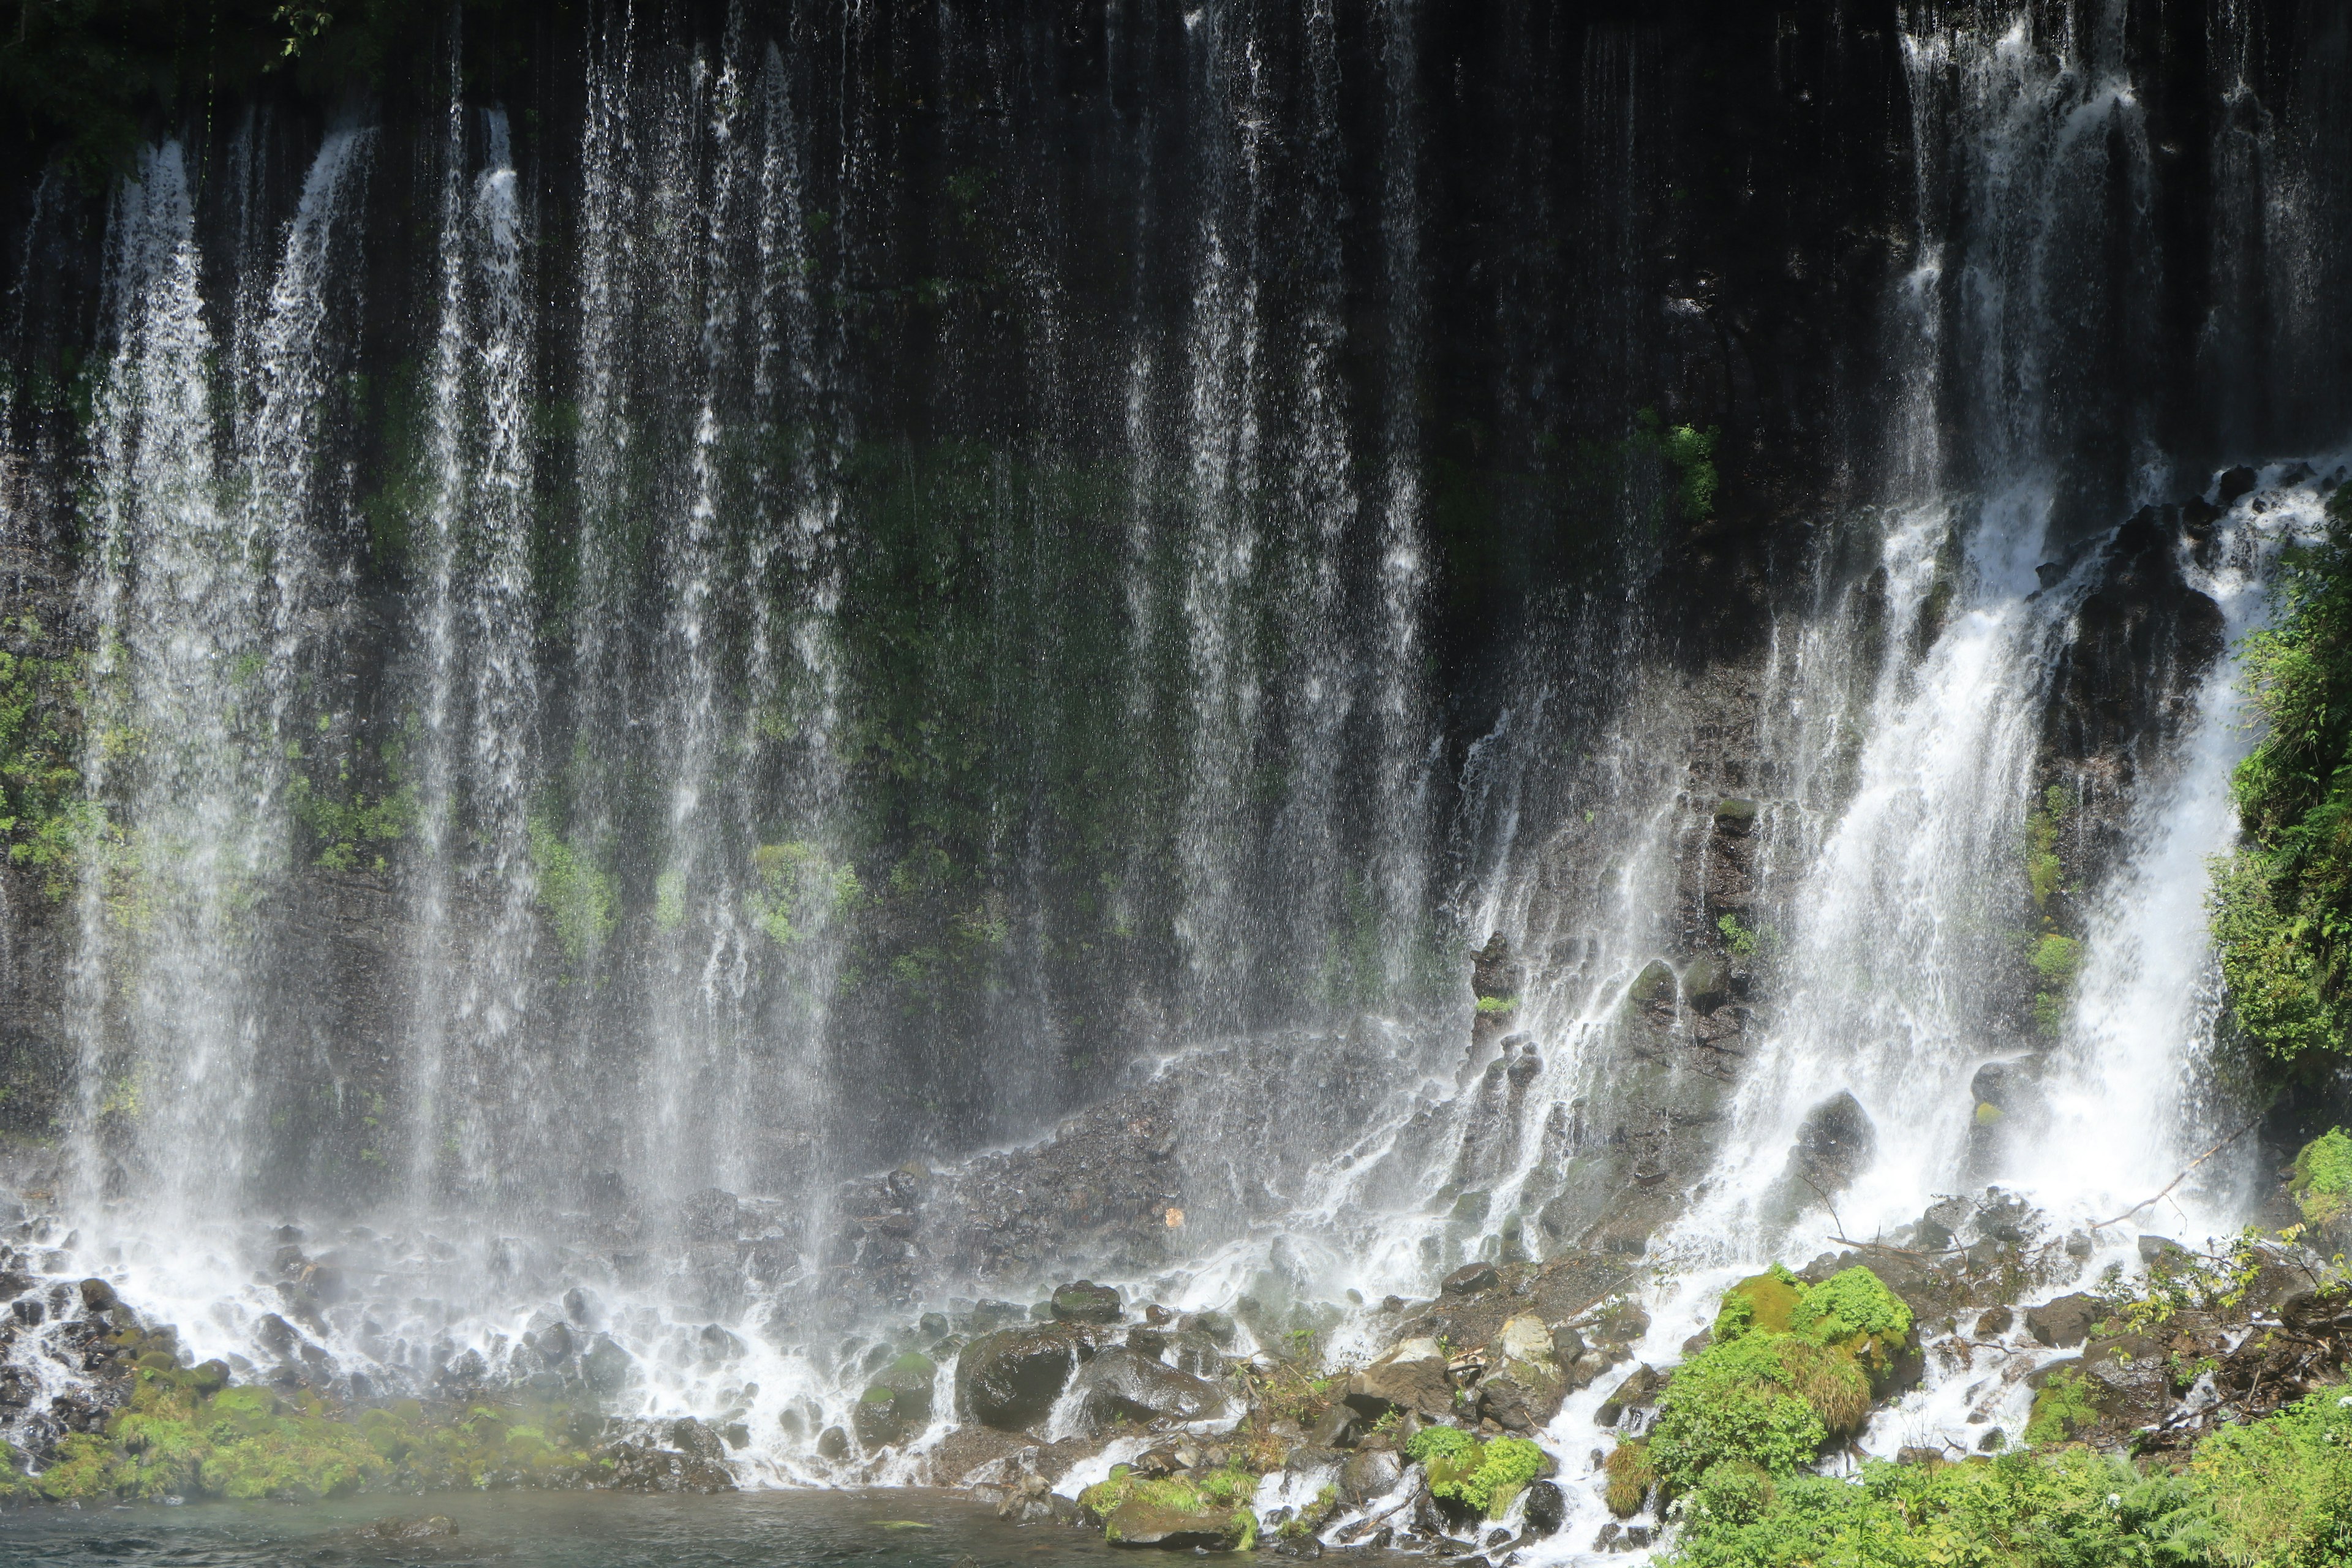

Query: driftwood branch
left=2087, top=1113, right=2266, bottom=1232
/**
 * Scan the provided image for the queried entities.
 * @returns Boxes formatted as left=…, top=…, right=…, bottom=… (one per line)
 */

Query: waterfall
left=0, top=0, right=2345, bottom=1516
left=406, top=102, right=541, bottom=1206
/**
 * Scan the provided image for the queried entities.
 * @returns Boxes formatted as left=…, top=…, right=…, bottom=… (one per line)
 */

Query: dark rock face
left=956, top=1324, right=1098, bottom=1430
left=1442, top=1262, right=1499, bottom=1297
left=1521, top=1480, right=1567, bottom=1537
left=1067, top=1349, right=1229, bottom=1434
left=2026, top=1293, right=2105, bottom=1349
left=1789, top=1091, right=1876, bottom=1194
left=1052, top=1281, right=1124, bottom=1324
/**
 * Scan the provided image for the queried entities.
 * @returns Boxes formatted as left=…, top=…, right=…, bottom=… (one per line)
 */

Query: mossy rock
left=1713, top=1266, right=1804, bottom=1340
left=1082, top=1466, right=1261, bottom=1550
left=1629, top=959, right=1676, bottom=1009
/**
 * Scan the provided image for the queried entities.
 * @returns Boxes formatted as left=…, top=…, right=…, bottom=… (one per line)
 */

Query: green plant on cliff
left=2025, top=784, right=2074, bottom=908
left=0, top=625, right=88, bottom=893
left=2211, top=492, right=2352, bottom=1068
left=745, top=840, right=862, bottom=948
left=1404, top=1427, right=1547, bottom=1519
left=527, top=813, right=618, bottom=963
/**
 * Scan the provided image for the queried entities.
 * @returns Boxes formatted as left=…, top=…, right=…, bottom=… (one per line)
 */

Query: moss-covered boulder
left=1649, top=1264, right=1915, bottom=1501
left=1404, top=1426, right=1553, bottom=1521
left=854, top=1351, right=938, bottom=1447
left=1052, top=1281, right=1125, bottom=1324
left=1080, top=1464, right=1259, bottom=1550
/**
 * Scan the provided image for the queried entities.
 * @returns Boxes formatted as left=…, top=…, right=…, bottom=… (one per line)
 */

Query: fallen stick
left=2087, top=1113, right=2266, bottom=1233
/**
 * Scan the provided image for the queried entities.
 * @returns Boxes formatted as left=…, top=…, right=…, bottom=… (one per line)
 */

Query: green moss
left=1404, top=1424, right=1477, bottom=1465
left=746, top=840, right=861, bottom=947
left=2291, top=1128, right=2352, bottom=1226
left=1474, top=993, right=1519, bottom=1014
left=2024, top=1369, right=2100, bottom=1446
left=527, top=812, right=619, bottom=963
left=1405, top=1427, right=1548, bottom=1520
left=20, top=1358, right=605, bottom=1504
left=1659, top=1265, right=1916, bottom=1500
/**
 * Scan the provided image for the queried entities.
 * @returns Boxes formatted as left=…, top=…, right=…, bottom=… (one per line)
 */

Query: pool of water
left=0, top=1488, right=1377, bottom=1568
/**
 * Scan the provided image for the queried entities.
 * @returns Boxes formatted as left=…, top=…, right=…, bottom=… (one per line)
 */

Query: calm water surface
left=0, top=1489, right=1366, bottom=1568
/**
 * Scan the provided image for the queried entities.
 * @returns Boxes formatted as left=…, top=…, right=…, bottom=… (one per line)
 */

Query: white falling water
left=406, top=103, right=541, bottom=1204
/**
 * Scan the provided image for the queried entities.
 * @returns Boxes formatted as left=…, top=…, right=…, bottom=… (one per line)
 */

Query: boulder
left=1594, top=1364, right=1661, bottom=1427
left=1714, top=798, right=1760, bottom=834
left=2026, top=1293, right=2105, bottom=1349
left=855, top=1351, right=940, bottom=1447
left=1069, top=1348, right=1231, bottom=1432
left=1442, top=1261, right=1499, bottom=1296
left=957, top=1323, right=1098, bottom=1430
left=1477, top=1314, right=1566, bottom=1432
left=1340, top=1447, right=1404, bottom=1506
left=1629, top=960, right=1676, bottom=1010
left=582, top=1333, right=634, bottom=1393
left=1053, top=1281, right=1125, bottom=1324
left=2217, top=466, right=2258, bottom=505
left=1681, top=957, right=1730, bottom=1009
left=1345, top=1337, right=1454, bottom=1421
left=1522, top=1479, right=1567, bottom=1537
left=1102, top=1497, right=1251, bottom=1549
left=816, top=1425, right=850, bottom=1460
left=1789, top=1091, right=1875, bottom=1194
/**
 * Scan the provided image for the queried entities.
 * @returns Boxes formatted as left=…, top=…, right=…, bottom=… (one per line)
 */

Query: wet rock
left=1346, top=1337, right=1454, bottom=1422
left=2278, top=1288, right=2352, bottom=1335
left=2026, top=1293, right=2105, bottom=1349
left=582, top=1334, right=634, bottom=1393
left=76, top=1278, right=116, bottom=1314
left=1340, top=1447, right=1403, bottom=1506
left=1442, top=1261, right=1499, bottom=1296
left=1977, top=1306, right=2013, bottom=1336
left=816, top=1425, right=851, bottom=1460
left=1789, top=1091, right=1875, bottom=1194
left=1594, top=1364, right=1660, bottom=1427
left=349, top=1517, right=458, bottom=1545
left=1101, top=1496, right=1251, bottom=1549
left=1052, top=1281, right=1124, bottom=1324
left=1714, top=798, right=1759, bottom=834
left=1477, top=1314, right=1566, bottom=1433
left=2217, top=466, right=2259, bottom=505
left=1681, top=956, right=1730, bottom=1009
left=957, top=1323, right=1097, bottom=1430
left=1522, top=1479, right=1567, bottom=1537
left=2138, top=1235, right=2187, bottom=1267
left=601, top=1432, right=736, bottom=1494
left=1308, top=1403, right=1359, bottom=1447
left=1471, top=935, right=1522, bottom=1000
left=1628, top=960, right=1676, bottom=1011
left=678, top=1187, right=742, bottom=1242
left=856, top=1352, right=940, bottom=1447
left=1069, top=1348, right=1230, bottom=1432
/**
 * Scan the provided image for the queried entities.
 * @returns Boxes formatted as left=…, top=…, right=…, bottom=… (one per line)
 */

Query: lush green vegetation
left=1077, top=1463, right=1261, bottom=1550
left=0, top=620, right=89, bottom=895
left=2211, top=491, right=2352, bottom=1067
left=1, top=1336, right=608, bottom=1503
left=1636, top=1266, right=1915, bottom=1508
left=1404, top=1427, right=1548, bottom=1517
left=2290, top=1127, right=2352, bottom=1227
left=1665, top=1379, right=2352, bottom=1567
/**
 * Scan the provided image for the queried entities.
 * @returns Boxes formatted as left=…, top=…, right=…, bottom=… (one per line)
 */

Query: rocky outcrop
left=956, top=1324, right=1101, bottom=1431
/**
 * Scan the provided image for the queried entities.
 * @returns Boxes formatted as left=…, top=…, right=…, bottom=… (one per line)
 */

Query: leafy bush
left=1664, top=1449, right=2218, bottom=1568
left=2192, top=1381, right=2352, bottom=1566
left=2024, top=1369, right=2100, bottom=1445
left=1647, top=1334, right=1831, bottom=1494
left=1405, top=1423, right=1476, bottom=1465
left=1789, top=1265, right=1915, bottom=1351
left=2211, top=497, right=2352, bottom=1066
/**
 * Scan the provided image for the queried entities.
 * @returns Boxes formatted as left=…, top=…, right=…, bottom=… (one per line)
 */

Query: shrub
left=2024, top=1369, right=2100, bottom=1446
left=1604, top=1439, right=1655, bottom=1517
left=1647, top=1334, right=1830, bottom=1494
left=1789, top=1265, right=1914, bottom=1351
left=1405, top=1423, right=1476, bottom=1465
left=2291, top=1128, right=2352, bottom=1226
